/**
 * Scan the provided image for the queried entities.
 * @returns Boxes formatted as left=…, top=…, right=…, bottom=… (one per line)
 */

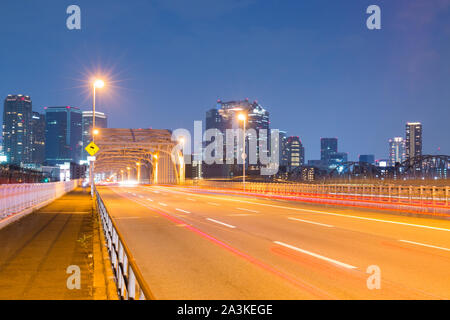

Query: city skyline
left=0, top=1, right=449, bottom=304
left=0, top=89, right=439, bottom=164
left=0, top=1, right=448, bottom=162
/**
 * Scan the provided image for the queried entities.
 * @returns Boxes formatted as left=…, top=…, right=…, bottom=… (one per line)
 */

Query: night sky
left=1, top=0, right=449, bottom=161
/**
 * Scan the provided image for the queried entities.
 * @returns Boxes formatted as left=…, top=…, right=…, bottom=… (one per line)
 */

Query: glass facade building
left=389, top=137, right=406, bottom=166
left=204, top=99, right=270, bottom=178
left=278, top=131, right=289, bottom=168
left=320, top=138, right=338, bottom=163
left=31, top=111, right=46, bottom=165
left=2, top=94, right=33, bottom=165
left=405, top=122, right=422, bottom=162
left=44, top=106, right=82, bottom=165
left=287, top=136, right=304, bottom=172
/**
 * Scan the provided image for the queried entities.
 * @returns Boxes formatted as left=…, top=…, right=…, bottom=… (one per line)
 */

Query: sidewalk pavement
left=0, top=187, right=116, bottom=300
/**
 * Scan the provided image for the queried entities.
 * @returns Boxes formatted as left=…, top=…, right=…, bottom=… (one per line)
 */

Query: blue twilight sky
left=0, top=0, right=449, bottom=161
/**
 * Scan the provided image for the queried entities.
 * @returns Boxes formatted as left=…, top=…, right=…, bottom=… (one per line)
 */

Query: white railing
left=189, top=180, right=450, bottom=214
left=96, top=189, right=154, bottom=300
left=0, top=180, right=79, bottom=220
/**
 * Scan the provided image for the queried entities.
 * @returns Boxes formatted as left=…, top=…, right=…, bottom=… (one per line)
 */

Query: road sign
left=85, top=141, right=100, bottom=156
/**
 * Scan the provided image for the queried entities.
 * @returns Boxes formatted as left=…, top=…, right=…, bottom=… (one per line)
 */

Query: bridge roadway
left=98, top=185, right=450, bottom=299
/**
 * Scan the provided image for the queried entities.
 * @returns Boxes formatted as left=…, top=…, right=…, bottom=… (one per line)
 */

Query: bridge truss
left=93, top=128, right=182, bottom=184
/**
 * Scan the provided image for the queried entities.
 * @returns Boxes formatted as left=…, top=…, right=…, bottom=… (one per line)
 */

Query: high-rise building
left=320, top=138, right=338, bottom=163
left=44, top=106, right=83, bottom=165
left=405, top=122, right=422, bottom=163
left=82, top=111, right=107, bottom=161
left=204, top=99, right=270, bottom=177
left=278, top=131, right=289, bottom=168
left=2, top=94, right=33, bottom=165
left=286, top=136, right=304, bottom=171
left=31, top=111, right=46, bottom=165
left=359, top=154, right=375, bottom=164
left=389, top=137, right=405, bottom=166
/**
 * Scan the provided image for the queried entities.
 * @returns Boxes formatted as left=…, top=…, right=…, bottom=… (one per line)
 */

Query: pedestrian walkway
left=0, top=187, right=116, bottom=300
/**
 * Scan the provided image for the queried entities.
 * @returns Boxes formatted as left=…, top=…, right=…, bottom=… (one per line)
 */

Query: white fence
left=0, top=180, right=80, bottom=221
left=96, top=188, right=154, bottom=300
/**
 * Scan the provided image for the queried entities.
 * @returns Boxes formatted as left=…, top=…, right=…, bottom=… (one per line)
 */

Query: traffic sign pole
left=85, top=142, right=99, bottom=198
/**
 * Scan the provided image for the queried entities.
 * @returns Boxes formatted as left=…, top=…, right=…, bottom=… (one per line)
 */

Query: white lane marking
left=288, top=217, right=334, bottom=228
left=158, top=202, right=168, bottom=207
left=236, top=207, right=259, bottom=213
left=207, top=202, right=220, bottom=206
left=154, top=187, right=450, bottom=233
left=206, top=218, right=236, bottom=229
left=139, top=195, right=144, bottom=198
left=399, top=240, right=450, bottom=252
left=274, top=241, right=357, bottom=269
left=153, top=191, right=160, bottom=194
left=186, top=198, right=196, bottom=201
left=184, top=192, right=450, bottom=232
left=147, top=198, right=153, bottom=201
left=132, top=193, right=136, bottom=196
left=176, top=208, right=191, bottom=214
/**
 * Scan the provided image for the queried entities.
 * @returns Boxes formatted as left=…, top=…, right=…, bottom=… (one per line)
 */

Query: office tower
left=82, top=111, right=107, bottom=161
left=405, top=122, right=422, bottom=162
left=44, top=106, right=82, bottom=165
left=0, top=138, right=5, bottom=163
left=320, top=138, right=338, bottom=163
left=389, top=137, right=405, bottom=166
left=191, top=149, right=203, bottom=179
left=286, top=136, right=304, bottom=171
left=278, top=131, right=288, bottom=168
left=204, top=99, right=270, bottom=177
left=359, top=154, right=375, bottom=164
left=31, top=112, right=46, bottom=165
left=2, top=94, right=33, bottom=165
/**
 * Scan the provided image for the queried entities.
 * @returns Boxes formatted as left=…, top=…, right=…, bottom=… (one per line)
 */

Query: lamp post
left=238, top=113, right=247, bottom=191
left=179, top=137, right=185, bottom=184
left=153, top=154, right=158, bottom=184
left=90, top=79, right=104, bottom=198
left=121, top=169, right=124, bottom=182
left=127, top=166, right=131, bottom=180
left=136, top=162, right=141, bottom=184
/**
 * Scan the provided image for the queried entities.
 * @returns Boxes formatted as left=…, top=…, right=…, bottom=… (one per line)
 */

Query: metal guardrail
left=95, top=188, right=154, bottom=300
left=192, top=181, right=450, bottom=210
left=0, top=180, right=79, bottom=220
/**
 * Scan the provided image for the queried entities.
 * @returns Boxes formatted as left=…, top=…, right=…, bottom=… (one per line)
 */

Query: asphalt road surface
left=97, top=185, right=450, bottom=300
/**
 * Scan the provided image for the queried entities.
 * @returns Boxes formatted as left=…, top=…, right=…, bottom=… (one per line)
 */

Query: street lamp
left=153, top=154, right=158, bottom=184
left=90, top=78, right=105, bottom=198
left=92, top=79, right=104, bottom=143
left=127, top=166, right=131, bottom=180
left=179, top=137, right=185, bottom=184
left=238, top=113, right=247, bottom=191
left=136, top=162, right=141, bottom=184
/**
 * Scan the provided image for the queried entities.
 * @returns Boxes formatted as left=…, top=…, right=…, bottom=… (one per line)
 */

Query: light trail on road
left=97, top=185, right=450, bottom=299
